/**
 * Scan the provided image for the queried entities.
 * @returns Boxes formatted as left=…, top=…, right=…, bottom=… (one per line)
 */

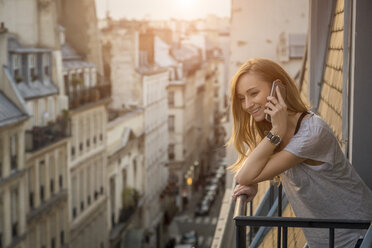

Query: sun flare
left=176, top=0, right=196, bottom=9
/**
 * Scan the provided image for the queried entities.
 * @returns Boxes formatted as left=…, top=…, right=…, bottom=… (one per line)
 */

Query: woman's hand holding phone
left=264, top=85, right=288, bottom=137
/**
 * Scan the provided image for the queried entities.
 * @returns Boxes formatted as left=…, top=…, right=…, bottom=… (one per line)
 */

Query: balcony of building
left=25, top=115, right=71, bottom=153
left=66, top=74, right=111, bottom=110
left=212, top=183, right=372, bottom=248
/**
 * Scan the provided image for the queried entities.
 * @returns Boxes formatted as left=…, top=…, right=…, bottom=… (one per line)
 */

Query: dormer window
left=13, top=55, right=21, bottom=80
left=29, top=54, right=37, bottom=81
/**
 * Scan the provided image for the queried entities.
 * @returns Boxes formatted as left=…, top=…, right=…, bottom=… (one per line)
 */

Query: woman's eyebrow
left=245, top=87, right=257, bottom=93
left=237, top=86, right=257, bottom=96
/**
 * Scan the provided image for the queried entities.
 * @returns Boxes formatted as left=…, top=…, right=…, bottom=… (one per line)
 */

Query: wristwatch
left=266, top=131, right=282, bottom=146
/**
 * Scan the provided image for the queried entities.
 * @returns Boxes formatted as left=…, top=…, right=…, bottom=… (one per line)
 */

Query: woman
left=229, top=58, right=372, bottom=248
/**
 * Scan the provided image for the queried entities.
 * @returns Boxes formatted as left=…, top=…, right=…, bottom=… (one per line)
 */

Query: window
left=43, top=53, right=50, bottom=77
left=13, top=54, right=21, bottom=81
left=168, top=144, right=175, bottom=160
left=50, top=155, right=55, bottom=195
left=9, top=134, right=18, bottom=172
left=29, top=54, right=37, bottom=81
left=39, top=160, right=46, bottom=202
left=87, top=166, right=91, bottom=205
left=168, top=91, right=174, bottom=107
left=168, top=115, right=175, bottom=132
left=48, top=97, right=55, bottom=121
left=50, top=214, right=56, bottom=248
left=86, top=116, right=90, bottom=149
left=80, top=170, right=85, bottom=211
left=79, top=118, right=84, bottom=152
left=11, top=188, right=19, bottom=239
left=94, top=162, right=99, bottom=199
left=90, top=164, right=94, bottom=201
left=289, top=33, right=306, bottom=59
left=72, top=175, right=77, bottom=218
left=28, top=167, right=35, bottom=209
left=38, top=98, right=47, bottom=126
left=58, top=151, right=64, bottom=189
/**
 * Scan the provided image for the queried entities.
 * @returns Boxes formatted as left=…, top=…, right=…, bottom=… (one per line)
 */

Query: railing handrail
left=233, top=194, right=247, bottom=219
left=233, top=193, right=371, bottom=248
left=234, top=215, right=371, bottom=229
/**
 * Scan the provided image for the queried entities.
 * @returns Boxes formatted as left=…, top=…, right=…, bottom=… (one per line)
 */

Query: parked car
left=205, top=183, right=218, bottom=193
left=181, top=230, right=198, bottom=246
left=204, top=189, right=217, bottom=204
left=194, top=199, right=211, bottom=216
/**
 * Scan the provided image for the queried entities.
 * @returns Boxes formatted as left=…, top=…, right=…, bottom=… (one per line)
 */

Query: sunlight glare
left=176, top=0, right=196, bottom=10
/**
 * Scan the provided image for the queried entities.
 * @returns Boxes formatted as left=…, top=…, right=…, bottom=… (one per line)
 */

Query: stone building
left=59, top=24, right=110, bottom=248
left=106, top=107, right=145, bottom=247
left=101, top=22, right=170, bottom=247
left=0, top=1, right=72, bottom=247
left=0, top=25, right=29, bottom=248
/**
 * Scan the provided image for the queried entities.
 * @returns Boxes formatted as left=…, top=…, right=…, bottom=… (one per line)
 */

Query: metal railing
left=233, top=186, right=372, bottom=248
left=68, top=84, right=111, bottom=109
left=25, top=119, right=71, bottom=153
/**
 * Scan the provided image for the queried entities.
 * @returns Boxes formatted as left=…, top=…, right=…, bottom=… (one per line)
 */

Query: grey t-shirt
left=282, top=113, right=372, bottom=248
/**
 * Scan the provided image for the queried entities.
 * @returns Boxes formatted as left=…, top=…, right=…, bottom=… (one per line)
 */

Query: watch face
left=267, top=132, right=281, bottom=145
left=271, top=135, right=281, bottom=145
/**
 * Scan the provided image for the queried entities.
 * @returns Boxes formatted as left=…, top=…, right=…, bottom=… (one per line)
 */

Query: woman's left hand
left=264, top=86, right=288, bottom=137
left=232, top=183, right=258, bottom=203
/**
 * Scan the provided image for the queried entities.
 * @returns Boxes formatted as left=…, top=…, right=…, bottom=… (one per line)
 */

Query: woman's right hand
left=232, top=183, right=258, bottom=203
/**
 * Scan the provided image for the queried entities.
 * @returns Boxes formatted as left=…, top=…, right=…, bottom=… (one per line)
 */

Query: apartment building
left=56, top=0, right=110, bottom=247
left=106, top=107, right=145, bottom=247
left=0, top=1, right=72, bottom=247
left=101, top=23, right=170, bottom=247
left=0, top=26, right=29, bottom=248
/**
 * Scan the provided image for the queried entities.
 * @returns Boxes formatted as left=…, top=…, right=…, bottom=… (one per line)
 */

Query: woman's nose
left=243, top=97, right=253, bottom=110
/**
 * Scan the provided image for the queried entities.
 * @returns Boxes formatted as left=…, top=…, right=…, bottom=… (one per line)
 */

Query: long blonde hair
left=227, top=58, right=309, bottom=173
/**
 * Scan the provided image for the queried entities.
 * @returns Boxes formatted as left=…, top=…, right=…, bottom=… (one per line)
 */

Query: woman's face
left=236, top=73, right=271, bottom=122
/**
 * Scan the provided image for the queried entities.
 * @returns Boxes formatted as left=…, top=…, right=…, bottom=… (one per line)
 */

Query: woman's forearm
left=235, top=137, right=277, bottom=185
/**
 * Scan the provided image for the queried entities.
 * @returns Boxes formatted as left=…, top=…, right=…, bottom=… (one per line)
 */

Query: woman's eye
left=251, top=92, right=258, bottom=96
left=239, top=97, right=245, bottom=102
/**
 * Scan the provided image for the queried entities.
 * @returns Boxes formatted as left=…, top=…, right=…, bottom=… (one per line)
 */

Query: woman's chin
left=252, top=114, right=265, bottom=122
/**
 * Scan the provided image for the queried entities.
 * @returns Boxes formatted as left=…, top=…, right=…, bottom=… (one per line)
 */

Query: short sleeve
left=284, top=119, right=338, bottom=165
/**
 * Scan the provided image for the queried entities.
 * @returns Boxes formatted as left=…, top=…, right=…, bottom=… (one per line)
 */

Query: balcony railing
left=233, top=186, right=372, bottom=248
left=68, top=84, right=111, bottom=109
left=25, top=118, right=71, bottom=153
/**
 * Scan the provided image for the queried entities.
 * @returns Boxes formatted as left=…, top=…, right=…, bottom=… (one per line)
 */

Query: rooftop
left=0, top=91, right=28, bottom=127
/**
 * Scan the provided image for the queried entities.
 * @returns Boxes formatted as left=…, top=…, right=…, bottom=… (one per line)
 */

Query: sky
left=94, top=0, right=230, bottom=20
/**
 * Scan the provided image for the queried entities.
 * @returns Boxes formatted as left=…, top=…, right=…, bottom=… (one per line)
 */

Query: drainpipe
left=342, top=0, right=353, bottom=157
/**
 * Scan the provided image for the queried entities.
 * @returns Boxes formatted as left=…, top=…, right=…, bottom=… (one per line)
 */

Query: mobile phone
left=265, top=80, right=287, bottom=122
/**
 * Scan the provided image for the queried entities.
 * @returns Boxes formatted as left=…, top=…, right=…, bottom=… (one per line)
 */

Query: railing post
left=277, top=184, right=283, bottom=248
left=236, top=225, right=246, bottom=248
left=329, top=228, right=334, bottom=248
left=249, top=201, right=253, bottom=244
left=234, top=195, right=248, bottom=248
left=282, top=226, right=288, bottom=248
